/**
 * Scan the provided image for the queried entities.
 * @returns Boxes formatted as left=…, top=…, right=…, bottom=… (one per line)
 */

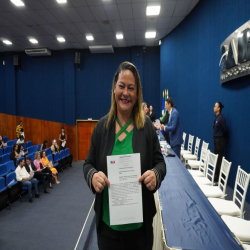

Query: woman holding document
left=83, top=61, right=166, bottom=250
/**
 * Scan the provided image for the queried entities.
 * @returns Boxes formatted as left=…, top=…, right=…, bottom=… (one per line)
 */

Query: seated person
left=41, top=150, right=60, bottom=184
left=0, top=135, right=6, bottom=149
left=16, top=135, right=25, bottom=145
left=51, top=140, right=59, bottom=160
left=25, top=156, right=50, bottom=194
left=15, top=158, right=40, bottom=203
left=33, top=151, right=53, bottom=189
left=18, top=144, right=28, bottom=157
left=10, top=143, right=19, bottom=166
left=40, top=139, right=48, bottom=151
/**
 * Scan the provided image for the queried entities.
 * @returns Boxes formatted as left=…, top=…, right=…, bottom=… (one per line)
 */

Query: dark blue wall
left=76, top=47, right=160, bottom=120
left=160, top=0, right=250, bottom=202
left=0, top=46, right=160, bottom=125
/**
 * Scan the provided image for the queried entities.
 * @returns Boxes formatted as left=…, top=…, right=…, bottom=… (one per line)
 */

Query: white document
left=107, top=153, right=143, bottom=225
left=154, top=119, right=161, bottom=126
left=62, top=141, right=66, bottom=147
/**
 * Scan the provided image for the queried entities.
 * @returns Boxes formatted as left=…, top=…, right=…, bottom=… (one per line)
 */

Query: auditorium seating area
left=0, top=137, right=73, bottom=210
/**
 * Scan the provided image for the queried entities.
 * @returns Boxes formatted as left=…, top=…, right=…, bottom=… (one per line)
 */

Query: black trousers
left=40, top=168, right=53, bottom=184
left=97, top=220, right=153, bottom=250
left=34, top=172, right=47, bottom=191
left=213, top=136, right=226, bottom=182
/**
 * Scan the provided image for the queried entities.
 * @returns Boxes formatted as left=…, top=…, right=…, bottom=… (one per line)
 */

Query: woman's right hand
left=92, top=171, right=110, bottom=193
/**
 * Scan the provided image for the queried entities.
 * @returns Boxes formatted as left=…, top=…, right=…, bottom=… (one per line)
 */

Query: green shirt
left=102, top=118, right=143, bottom=231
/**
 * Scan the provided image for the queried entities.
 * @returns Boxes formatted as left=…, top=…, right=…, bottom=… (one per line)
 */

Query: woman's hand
left=154, top=124, right=160, bottom=130
left=92, top=171, right=110, bottom=193
left=139, top=170, right=156, bottom=191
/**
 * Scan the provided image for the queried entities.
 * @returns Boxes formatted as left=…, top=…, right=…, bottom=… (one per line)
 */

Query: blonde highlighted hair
left=106, top=61, right=145, bottom=130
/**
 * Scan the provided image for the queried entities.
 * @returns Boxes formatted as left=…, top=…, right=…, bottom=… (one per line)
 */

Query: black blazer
left=160, top=113, right=170, bottom=143
left=148, top=111, right=156, bottom=123
left=25, top=162, right=37, bottom=173
left=83, top=115, right=166, bottom=235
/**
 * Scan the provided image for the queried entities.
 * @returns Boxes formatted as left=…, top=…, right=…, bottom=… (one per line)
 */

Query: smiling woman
left=83, top=61, right=166, bottom=250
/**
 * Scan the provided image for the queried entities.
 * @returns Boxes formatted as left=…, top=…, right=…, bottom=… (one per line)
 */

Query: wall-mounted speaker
left=13, top=55, right=19, bottom=66
left=75, top=52, right=81, bottom=64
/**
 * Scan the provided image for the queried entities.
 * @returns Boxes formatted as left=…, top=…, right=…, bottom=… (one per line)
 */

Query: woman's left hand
left=139, top=170, right=156, bottom=191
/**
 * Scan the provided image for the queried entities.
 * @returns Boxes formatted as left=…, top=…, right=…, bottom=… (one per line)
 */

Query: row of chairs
left=182, top=133, right=250, bottom=249
left=0, top=172, right=23, bottom=210
left=0, top=144, right=46, bottom=165
left=0, top=148, right=73, bottom=210
left=0, top=141, right=34, bottom=164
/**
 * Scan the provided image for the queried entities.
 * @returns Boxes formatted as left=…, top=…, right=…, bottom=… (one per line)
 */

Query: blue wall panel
left=63, top=50, right=76, bottom=125
left=16, top=51, right=64, bottom=123
left=4, top=53, right=16, bottom=115
left=0, top=54, right=6, bottom=114
left=75, top=47, right=160, bottom=120
left=143, top=47, right=160, bottom=118
left=160, top=0, right=250, bottom=202
left=1, top=46, right=159, bottom=125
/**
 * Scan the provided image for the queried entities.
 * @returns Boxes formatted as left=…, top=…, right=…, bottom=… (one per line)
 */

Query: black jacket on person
left=83, top=115, right=166, bottom=236
left=24, top=162, right=37, bottom=173
left=10, top=151, right=17, bottom=166
left=148, top=112, right=156, bottom=123
left=160, top=113, right=170, bottom=143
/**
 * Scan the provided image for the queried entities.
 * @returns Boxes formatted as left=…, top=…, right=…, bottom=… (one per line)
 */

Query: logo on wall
left=219, top=20, right=250, bottom=84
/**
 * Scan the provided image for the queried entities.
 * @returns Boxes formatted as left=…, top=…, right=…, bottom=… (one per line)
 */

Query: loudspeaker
left=13, top=55, right=19, bottom=66
left=74, top=52, right=81, bottom=64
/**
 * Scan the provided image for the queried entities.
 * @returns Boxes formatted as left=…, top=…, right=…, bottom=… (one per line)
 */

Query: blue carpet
left=0, top=161, right=95, bottom=250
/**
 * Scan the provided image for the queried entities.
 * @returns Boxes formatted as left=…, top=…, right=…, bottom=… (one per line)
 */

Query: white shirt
left=16, top=139, right=24, bottom=145
left=15, top=165, right=30, bottom=181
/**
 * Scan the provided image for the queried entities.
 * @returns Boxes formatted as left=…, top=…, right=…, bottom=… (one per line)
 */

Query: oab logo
left=110, top=161, right=115, bottom=164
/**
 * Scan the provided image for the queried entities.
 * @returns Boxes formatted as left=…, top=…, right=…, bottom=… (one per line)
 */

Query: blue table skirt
left=159, top=149, right=243, bottom=250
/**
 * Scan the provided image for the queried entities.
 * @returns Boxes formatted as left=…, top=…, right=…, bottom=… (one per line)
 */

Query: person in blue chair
left=160, top=97, right=183, bottom=158
left=25, top=156, right=50, bottom=194
left=15, top=158, right=40, bottom=203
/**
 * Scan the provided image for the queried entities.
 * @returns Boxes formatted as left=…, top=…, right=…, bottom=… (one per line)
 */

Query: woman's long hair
left=106, top=61, right=145, bottom=130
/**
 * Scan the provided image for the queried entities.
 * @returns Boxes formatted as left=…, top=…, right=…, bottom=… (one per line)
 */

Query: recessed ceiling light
left=116, top=34, right=123, bottom=40
left=146, top=6, right=161, bottom=16
left=57, top=37, right=65, bottom=42
left=29, top=39, right=38, bottom=44
left=3, top=40, right=12, bottom=45
left=56, top=0, right=67, bottom=3
left=145, top=31, right=156, bottom=39
left=10, top=0, right=25, bottom=6
left=86, top=35, right=94, bottom=41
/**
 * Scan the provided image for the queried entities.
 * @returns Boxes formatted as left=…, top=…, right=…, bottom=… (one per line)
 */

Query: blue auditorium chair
left=65, top=148, right=73, bottom=167
left=26, top=141, right=33, bottom=148
left=0, top=148, right=3, bottom=157
left=6, top=172, right=22, bottom=206
left=0, top=177, right=9, bottom=210
left=26, top=153, right=34, bottom=162
left=6, top=161, right=16, bottom=172
left=2, top=153, right=11, bottom=164
left=3, top=136, right=9, bottom=143
left=27, top=145, right=37, bottom=154
left=0, top=164, right=8, bottom=177
left=4, top=146, right=12, bottom=154
left=45, top=147, right=51, bottom=156
left=7, top=140, right=15, bottom=147
left=21, top=142, right=26, bottom=150
left=37, top=144, right=42, bottom=151
left=54, top=152, right=61, bottom=172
